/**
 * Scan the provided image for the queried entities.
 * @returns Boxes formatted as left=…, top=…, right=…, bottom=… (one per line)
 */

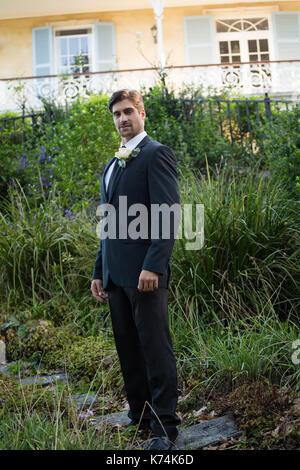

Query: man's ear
left=140, top=108, right=146, bottom=120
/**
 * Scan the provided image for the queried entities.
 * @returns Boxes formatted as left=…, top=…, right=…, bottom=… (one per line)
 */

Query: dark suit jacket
left=92, top=135, right=180, bottom=289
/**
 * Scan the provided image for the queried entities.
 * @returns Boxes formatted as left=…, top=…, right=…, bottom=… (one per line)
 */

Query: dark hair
left=108, top=89, right=144, bottom=113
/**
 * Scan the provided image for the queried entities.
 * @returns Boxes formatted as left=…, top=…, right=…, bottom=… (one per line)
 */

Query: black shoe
left=146, top=437, right=176, bottom=450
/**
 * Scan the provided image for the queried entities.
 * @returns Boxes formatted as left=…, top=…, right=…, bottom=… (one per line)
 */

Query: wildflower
left=265, top=134, right=270, bottom=139
left=39, top=146, right=46, bottom=163
left=64, top=210, right=72, bottom=218
left=262, top=172, right=269, bottom=181
left=20, top=155, right=29, bottom=168
left=48, top=155, right=54, bottom=162
left=79, top=409, right=94, bottom=419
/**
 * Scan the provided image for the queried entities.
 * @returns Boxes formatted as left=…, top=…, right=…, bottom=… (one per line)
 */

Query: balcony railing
left=1, top=59, right=300, bottom=113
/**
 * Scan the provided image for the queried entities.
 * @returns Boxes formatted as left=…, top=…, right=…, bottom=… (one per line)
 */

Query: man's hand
left=91, top=279, right=108, bottom=303
left=137, top=270, right=159, bottom=292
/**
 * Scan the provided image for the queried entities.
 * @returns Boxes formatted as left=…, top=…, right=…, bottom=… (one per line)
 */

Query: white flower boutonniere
left=114, top=147, right=141, bottom=169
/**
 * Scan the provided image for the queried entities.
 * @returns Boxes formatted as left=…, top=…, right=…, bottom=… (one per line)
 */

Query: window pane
left=258, top=19, right=269, bottom=30
left=216, top=22, right=229, bottom=33
left=232, top=55, right=241, bottom=62
left=60, top=56, right=68, bottom=66
left=246, top=18, right=269, bottom=30
left=69, top=38, right=79, bottom=55
left=248, top=40, right=257, bottom=53
left=249, top=54, right=258, bottom=61
left=261, top=54, right=270, bottom=61
left=221, top=56, right=230, bottom=63
left=244, top=20, right=256, bottom=31
left=59, top=38, right=67, bottom=55
left=229, top=20, right=242, bottom=31
left=56, top=28, right=91, bottom=36
left=259, top=39, right=269, bottom=52
left=219, top=41, right=229, bottom=54
left=231, top=41, right=240, bottom=53
left=81, top=36, right=88, bottom=54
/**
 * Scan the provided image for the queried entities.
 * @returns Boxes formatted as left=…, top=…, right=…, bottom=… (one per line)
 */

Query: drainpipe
left=150, top=0, right=166, bottom=76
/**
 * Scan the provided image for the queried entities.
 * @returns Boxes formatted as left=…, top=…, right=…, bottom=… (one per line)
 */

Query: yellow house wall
left=1, top=2, right=300, bottom=79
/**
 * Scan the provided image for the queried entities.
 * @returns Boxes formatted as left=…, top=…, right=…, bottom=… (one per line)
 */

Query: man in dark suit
left=91, top=89, right=181, bottom=450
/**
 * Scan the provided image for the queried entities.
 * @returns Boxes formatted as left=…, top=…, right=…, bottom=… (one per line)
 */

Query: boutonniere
left=114, top=147, right=141, bottom=169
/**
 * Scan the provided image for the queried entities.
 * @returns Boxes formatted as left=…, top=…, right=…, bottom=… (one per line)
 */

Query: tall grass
left=0, top=182, right=99, bottom=307
left=172, top=162, right=300, bottom=322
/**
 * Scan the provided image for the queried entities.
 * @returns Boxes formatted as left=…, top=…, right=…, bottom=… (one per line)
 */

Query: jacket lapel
left=101, top=158, right=116, bottom=203
left=107, top=135, right=152, bottom=203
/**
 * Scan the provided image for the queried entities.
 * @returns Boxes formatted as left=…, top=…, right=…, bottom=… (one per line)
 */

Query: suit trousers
left=106, top=278, right=180, bottom=439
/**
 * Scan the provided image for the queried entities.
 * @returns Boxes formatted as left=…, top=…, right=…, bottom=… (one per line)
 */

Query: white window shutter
left=184, top=15, right=216, bottom=65
left=272, top=12, right=300, bottom=60
left=32, top=26, right=53, bottom=76
left=93, top=22, right=116, bottom=72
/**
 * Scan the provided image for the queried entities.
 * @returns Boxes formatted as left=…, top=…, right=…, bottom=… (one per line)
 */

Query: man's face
left=112, top=98, right=146, bottom=143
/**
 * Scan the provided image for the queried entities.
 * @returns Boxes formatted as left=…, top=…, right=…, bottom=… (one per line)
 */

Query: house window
left=216, top=16, right=272, bottom=89
left=55, top=28, right=92, bottom=74
left=216, top=17, right=269, bottom=33
left=216, top=17, right=271, bottom=63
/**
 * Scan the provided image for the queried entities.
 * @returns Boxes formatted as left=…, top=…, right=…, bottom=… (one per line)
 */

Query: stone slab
left=19, top=372, right=69, bottom=387
left=92, top=411, right=242, bottom=449
left=0, top=362, right=15, bottom=375
left=174, top=415, right=242, bottom=450
left=93, top=410, right=131, bottom=427
left=0, top=341, right=6, bottom=364
left=0, top=362, right=69, bottom=387
left=69, top=392, right=104, bottom=410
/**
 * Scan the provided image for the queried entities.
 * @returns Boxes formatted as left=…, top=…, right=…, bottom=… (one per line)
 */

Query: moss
left=45, top=335, right=122, bottom=393
left=5, top=320, right=74, bottom=361
left=0, top=372, right=68, bottom=416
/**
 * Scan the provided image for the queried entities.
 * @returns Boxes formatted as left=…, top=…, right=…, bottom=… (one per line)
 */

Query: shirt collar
left=121, top=131, right=147, bottom=150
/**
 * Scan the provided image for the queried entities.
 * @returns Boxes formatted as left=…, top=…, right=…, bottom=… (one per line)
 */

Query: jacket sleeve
left=142, top=145, right=181, bottom=275
left=92, top=236, right=103, bottom=281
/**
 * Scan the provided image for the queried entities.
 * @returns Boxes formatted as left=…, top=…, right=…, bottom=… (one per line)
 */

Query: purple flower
left=262, top=172, right=269, bottom=181
left=48, top=154, right=54, bottom=162
left=265, top=134, right=270, bottom=139
left=39, top=146, right=46, bottom=163
left=20, top=155, right=29, bottom=168
left=79, top=409, right=94, bottom=419
left=64, top=210, right=72, bottom=218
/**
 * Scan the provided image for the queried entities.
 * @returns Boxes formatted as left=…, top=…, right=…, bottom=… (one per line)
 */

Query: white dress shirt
left=105, top=130, right=147, bottom=191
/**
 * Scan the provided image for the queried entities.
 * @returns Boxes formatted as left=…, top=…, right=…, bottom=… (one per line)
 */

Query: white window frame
left=205, top=6, right=278, bottom=64
left=53, top=24, right=95, bottom=75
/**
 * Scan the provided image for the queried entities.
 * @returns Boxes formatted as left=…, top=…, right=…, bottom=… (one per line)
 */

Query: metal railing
left=1, top=59, right=300, bottom=114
